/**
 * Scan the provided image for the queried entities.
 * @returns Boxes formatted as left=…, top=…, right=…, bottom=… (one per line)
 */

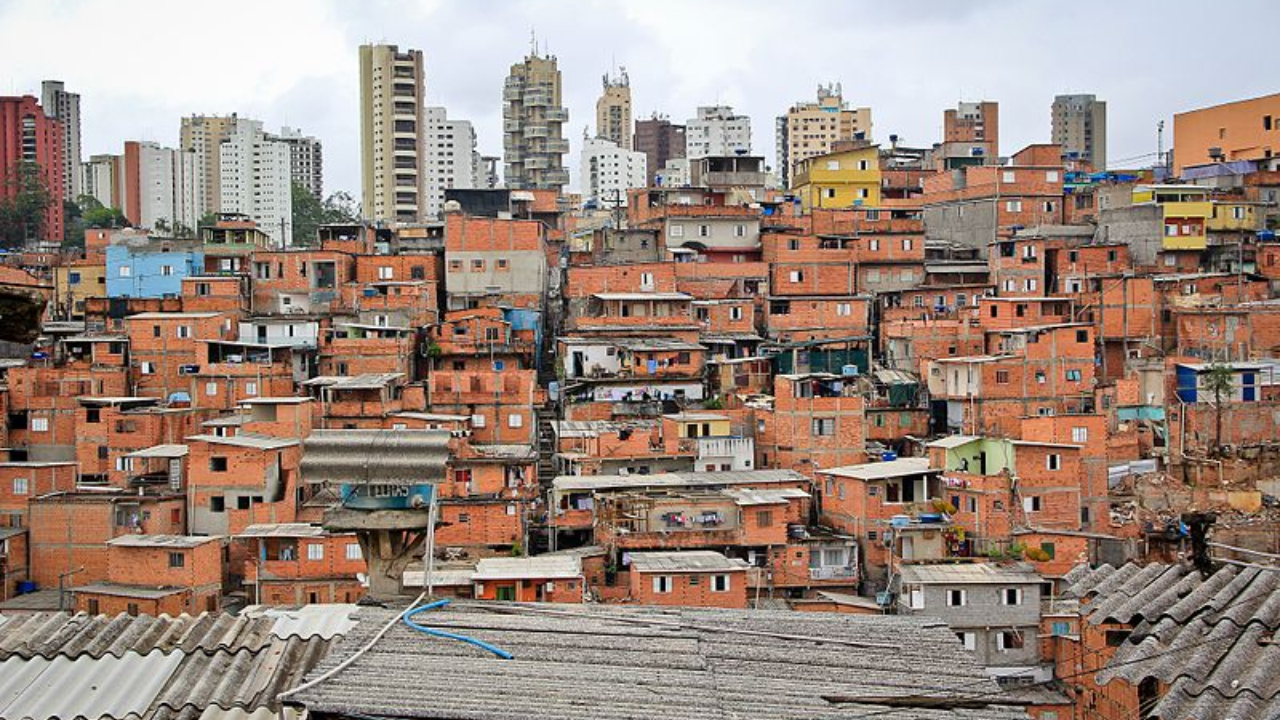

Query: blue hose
left=402, top=599, right=513, bottom=659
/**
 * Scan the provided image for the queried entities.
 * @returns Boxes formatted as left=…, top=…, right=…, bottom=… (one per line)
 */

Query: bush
left=1025, top=547, right=1051, bottom=563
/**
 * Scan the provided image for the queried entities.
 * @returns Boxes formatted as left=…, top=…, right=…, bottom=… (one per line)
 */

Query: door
left=496, top=585, right=516, bottom=601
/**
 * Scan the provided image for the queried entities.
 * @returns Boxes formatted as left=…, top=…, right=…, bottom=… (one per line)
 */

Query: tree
left=291, top=182, right=359, bottom=246
left=1202, top=363, right=1235, bottom=454
left=0, top=162, right=53, bottom=249
left=77, top=195, right=129, bottom=230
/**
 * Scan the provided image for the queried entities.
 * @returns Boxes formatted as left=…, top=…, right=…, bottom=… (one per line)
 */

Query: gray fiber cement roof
left=293, top=602, right=1030, bottom=719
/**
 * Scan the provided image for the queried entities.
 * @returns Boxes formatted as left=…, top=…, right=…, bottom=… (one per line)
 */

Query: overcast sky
left=1, top=0, right=1276, bottom=199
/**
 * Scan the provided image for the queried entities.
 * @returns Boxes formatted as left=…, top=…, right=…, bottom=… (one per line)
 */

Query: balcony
left=523, top=124, right=550, bottom=139
left=545, top=139, right=570, bottom=155
left=523, top=91, right=552, bottom=107
left=502, top=86, right=522, bottom=102
left=809, top=566, right=857, bottom=581
left=544, top=108, right=569, bottom=123
left=523, top=155, right=552, bottom=170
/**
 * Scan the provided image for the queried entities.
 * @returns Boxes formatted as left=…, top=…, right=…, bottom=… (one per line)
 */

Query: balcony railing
left=810, top=566, right=857, bottom=581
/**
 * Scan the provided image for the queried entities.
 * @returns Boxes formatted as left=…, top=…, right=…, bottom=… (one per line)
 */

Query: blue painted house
left=105, top=237, right=204, bottom=298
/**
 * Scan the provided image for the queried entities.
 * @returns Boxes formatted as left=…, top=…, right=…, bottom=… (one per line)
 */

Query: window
left=1065, top=369, right=1082, bottom=381
left=1002, top=171, right=1016, bottom=183
left=836, top=303, right=852, bottom=316
left=639, top=271, right=654, bottom=288
left=1075, top=329, right=1089, bottom=343
left=1045, top=171, right=1059, bottom=182
left=1051, top=621, right=1071, bottom=637
left=669, top=224, right=684, bottom=238
left=508, top=413, right=524, bottom=429
left=245, top=382, right=257, bottom=396
left=1024, top=278, right=1038, bottom=292
left=378, top=266, right=394, bottom=280
left=712, top=574, right=730, bottom=592
left=869, top=238, right=880, bottom=251
left=1043, top=201, right=1056, bottom=213
left=205, top=382, right=218, bottom=397
left=1002, top=588, right=1023, bottom=605
left=995, top=370, right=1010, bottom=384
left=176, top=325, right=190, bottom=339
left=471, top=259, right=484, bottom=271
left=471, top=414, right=486, bottom=428
left=811, top=418, right=835, bottom=436
left=1024, top=496, right=1042, bottom=512
left=756, top=510, right=774, bottom=527
left=734, top=224, right=747, bottom=237
left=789, top=270, right=803, bottom=283
left=1072, top=427, right=1088, bottom=443
left=729, top=306, right=743, bottom=321
left=824, top=188, right=836, bottom=199
left=698, top=224, right=710, bottom=238
left=997, top=631, right=1025, bottom=651
left=826, top=160, right=840, bottom=171
left=346, top=543, right=362, bottom=560
left=87, top=598, right=100, bottom=615
left=858, top=159, right=869, bottom=171
left=1005, top=200, right=1023, bottom=212
left=1047, top=454, right=1061, bottom=471
left=307, top=544, right=324, bottom=561
left=12, top=477, right=28, bottom=495
left=210, top=457, right=228, bottom=472
left=946, top=589, right=967, bottom=607
left=30, top=417, right=48, bottom=433
left=902, top=238, right=912, bottom=251
left=118, top=265, right=131, bottom=277
left=160, top=265, right=173, bottom=276
left=127, top=603, right=139, bottom=617
left=957, top=632, right=976, bottom=651
left=168, top=552, right=185, bottom=568
left=210, top=496, right=225, bottom=513
left=652, top=575, right=673, bottom=594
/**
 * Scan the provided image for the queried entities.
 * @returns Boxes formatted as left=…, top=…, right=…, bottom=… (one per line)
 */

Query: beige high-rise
left=1052, top=94, right=1107, bottom=170
left=359, top=43, right=426, bottom=223
left=777, top=84, right=871, bottom=189
left=503, top=52, right=569, bottom=191
left=595, top=69, right=631, bottom=149
left=180, top=114, right=239, bottom=216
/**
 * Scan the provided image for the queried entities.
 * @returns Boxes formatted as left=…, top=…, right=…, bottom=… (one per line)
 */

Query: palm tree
left=1202, top=363, right=1235, bottom=454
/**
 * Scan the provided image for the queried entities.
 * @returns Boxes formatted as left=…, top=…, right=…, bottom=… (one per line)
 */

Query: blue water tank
left=842, top=364, right=859, bottom=376
left=881, top=451, right=898, bottom=462
left=16, top=580, right=37, bottom=595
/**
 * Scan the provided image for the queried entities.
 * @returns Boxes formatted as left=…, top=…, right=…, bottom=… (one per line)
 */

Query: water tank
left=16, top=580, right=37, bottom=595
left=842, top=364, right=859, bottom=376
left=881, top=451, right=898, bottom=462
left=890, top=515, right=912, bottom=528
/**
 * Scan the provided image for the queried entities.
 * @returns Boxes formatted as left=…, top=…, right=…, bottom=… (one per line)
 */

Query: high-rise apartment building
left=219, top=120, right=292, bottom=245
left=776, top=84, right=871, bottom=189
left=81, top=154, right=122, bottom=210
left=943, top=101, right=999, bottom=159
left=0, top=95, right=65, bottom=245
left=580, top=136, right=646, bottom=208
left=423, top=107, right=478, bottom=219
left=276, top=127, right=324, bottom=200
left=180, top=114, right=240, bottom=215
left=359, top=43, right=427, bottom=224
left=503, top=51, right=569, bottom=191
left=685, top=106, right=751, bottom=160
left=1052, top=94, right=1107, bottom=169
left=596, top=69, right=631, bottom=149
left=633, top=114, right=685, bottom=186
left=41, top=81, right=81, bottom=201
left=121, top=141, right=203, bottom=233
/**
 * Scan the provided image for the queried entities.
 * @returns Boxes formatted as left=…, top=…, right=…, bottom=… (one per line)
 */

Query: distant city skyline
left=1, top=0, right=1277, bottom=198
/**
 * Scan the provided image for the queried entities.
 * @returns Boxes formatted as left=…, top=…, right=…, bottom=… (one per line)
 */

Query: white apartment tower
left=360, top=44, right=427, bottom=224
left=219, top=120, right=293, bottom=245
left=41, top=80, right=82, bottom=200
left=686, top=106, right=752, bottom=160
left=423, top=107, right=478, bottom=218
left=580, top=135, right=647, bottom=208
left=128, top=141, right=203, bottom=233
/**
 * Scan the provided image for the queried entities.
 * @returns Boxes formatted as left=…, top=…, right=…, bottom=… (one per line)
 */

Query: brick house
left=625, top=551, right=748, bottom=608
left=236, top=523, right=365, bottom=605
left=471, top=556, right=585, bottom=603
left=74, top=535, right=223, bottom=616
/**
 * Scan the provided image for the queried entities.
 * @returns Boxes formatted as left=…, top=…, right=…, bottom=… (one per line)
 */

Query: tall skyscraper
left=120, top=140, right=203, bottom=233
left=219, top=119, right=292, bottom=245
left=503, top=51, right=569, bottom=191
left=41, top=80, right=81, bottom=201
left=277, top=127, right=324, bottom=200
left=580, top=135, right=646, bottom=208
left=634, top=114, right=685, bottom=187
left=596, top=69, right=631, bottom=149
left=943, top=101, right=999, bottom=159
left=776, top=84, right=871, bottom=189
left=0, top=95, right=65, bottom=245
left=423, top=107, right=478, bottom=218
left=180, top=114, right=240, bottom=215
left=1052, top=94, right=1107, bottom=169
left=359, top=43, right=426, bottom=224
left=685, top=106, right=751, bottom=160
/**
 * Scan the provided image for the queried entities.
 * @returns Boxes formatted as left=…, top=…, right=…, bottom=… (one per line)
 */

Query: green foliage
left=291, top=182, right=359, bottom=246
left=703, top=395, right=724, bottom=410
left=78, top=195, right=129, bottom=230
left=0, top=162, right=53, bottom=249
left=1204, top=362, right=1236, bottom=452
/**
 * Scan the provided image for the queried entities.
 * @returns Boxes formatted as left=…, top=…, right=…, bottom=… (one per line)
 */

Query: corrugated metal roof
left=236, top=524, right=327, bottom=539
left=293, top=604, right=1029, bottom=720
left=74, top=583, right=186, bottom=599
left=107, top=535, right=216, bottom=549
left=300, top=429, right=449, bottom=485
left=0, top=649, right=184, bottom=719
left=553, top=469, right=807, bottom=493
left=821, top=457, right=935, bottom=481
left=722, top=487, right=810, bottom=506
left=473, top=556, right=582, bottom=581
left=898, top=563, right=1042, bottom=586
left=124, top=445, right=189, bottom=459
left=0, top=612, right=276, bottom=661
left=186, top=433, right=299, bottom=451
left=240, top=605, right=358, bottom=641
left=629, top=551, right=748, bottom=573
left=1064, top=562, right=1280, bottom=720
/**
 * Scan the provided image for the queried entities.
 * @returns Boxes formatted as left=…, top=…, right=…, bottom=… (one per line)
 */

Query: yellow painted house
left=791, top=143, right=881, bottom=212
left=1132, top=184, right=1211, bottom=251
